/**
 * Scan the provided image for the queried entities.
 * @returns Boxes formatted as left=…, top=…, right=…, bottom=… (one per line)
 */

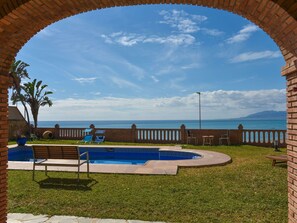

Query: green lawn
left=8, top=143, right=287, bottom=222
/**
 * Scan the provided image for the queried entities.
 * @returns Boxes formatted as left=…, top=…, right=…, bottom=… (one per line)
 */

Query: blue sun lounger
left=79, top=128, right=93, bottom=143
left=94, top=130, right=105, bottom=143
left=81, top=134, right=93, bottom=143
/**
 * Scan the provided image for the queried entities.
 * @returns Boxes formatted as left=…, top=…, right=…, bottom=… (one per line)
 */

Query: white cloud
left=37, top=27, right=57, bottom=38
left=181, top=63, right=201, bottom=70
left=116, top=34, right=145, bottom=46
left=100, top=10, right=223, bottom=47
left=155, top=66, right=177, bottom=76
left=144, top=34, right=195, bottom=45
left=118, top=60, right=146, bottom=80
left=110, top=76, right=141, bottom=90
left=72, top=77, right=97, bottom=84
left=151, top=76, right=159, bottom=83
left=38, top=89, right=286, bottom=121
left=159, top=10, right=207, bottom=33
left=226, top=24, right=259, bottom=44
left=230, top=50, right=282, bottom=63
left=201, top=28, right=224, bottom=36
left=101, top=32, right=195, bottom=46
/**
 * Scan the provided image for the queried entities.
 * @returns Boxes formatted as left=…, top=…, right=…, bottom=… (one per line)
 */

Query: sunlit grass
left=8, top=143, right=287, bottom=222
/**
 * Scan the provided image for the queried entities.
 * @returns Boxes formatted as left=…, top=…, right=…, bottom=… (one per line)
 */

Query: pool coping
left=8, top=144, right=232, bottom=175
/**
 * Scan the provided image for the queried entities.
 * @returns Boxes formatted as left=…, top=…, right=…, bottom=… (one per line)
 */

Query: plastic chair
left=219, top=131, right=230, bottom=145
left=187, top=130, right=197, bottom=144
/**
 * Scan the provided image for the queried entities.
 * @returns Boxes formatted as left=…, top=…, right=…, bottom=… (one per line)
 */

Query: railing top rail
left=242, top=129, right=286, bottom=131
left=137, top=128, right=180, bottom=130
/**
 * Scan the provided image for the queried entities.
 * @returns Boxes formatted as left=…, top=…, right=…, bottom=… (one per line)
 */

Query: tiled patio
left=7, top=213, right=166, bottom=223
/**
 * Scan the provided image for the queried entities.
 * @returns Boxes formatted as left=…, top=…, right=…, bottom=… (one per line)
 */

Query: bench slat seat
left=32, top=145, right=89, bottom=181
left=266, top=154, right=287, bottom=166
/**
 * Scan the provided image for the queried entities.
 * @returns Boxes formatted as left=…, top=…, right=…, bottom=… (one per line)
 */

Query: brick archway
left=0, top=0, right=297, bottom=222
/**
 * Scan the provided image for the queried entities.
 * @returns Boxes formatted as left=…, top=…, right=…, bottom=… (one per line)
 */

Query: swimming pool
left=8, top=146, right=201, bottom=165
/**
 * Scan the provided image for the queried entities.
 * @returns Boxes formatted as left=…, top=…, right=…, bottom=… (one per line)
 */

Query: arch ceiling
left=0, top=0, right=297, bottom=76
left=1, top=1, right=297, bottom=223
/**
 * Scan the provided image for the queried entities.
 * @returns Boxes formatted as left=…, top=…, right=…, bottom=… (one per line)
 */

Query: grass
left=8, top=142, right=287, bottom=222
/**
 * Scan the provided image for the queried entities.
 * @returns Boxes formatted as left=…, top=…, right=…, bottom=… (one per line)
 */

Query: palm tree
left=22, top=79, right=53, bottom=128
left=9, top=60, right=31, bottom=127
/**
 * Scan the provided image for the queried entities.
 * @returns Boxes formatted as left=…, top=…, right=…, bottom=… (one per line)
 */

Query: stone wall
left=0, top=0, right=297, bottom=222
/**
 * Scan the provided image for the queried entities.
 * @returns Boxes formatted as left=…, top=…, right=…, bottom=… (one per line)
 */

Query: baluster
left=248, top=131, right=251, bottom=143
left=257, top=130, right=260, bottom=143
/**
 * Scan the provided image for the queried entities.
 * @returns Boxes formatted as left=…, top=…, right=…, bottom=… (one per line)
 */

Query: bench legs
left=33, top=163, right=35, bottom=180
left=272, top=160, right=286, bottom=166
left=87, top=162, right=89, bottom=178
left=78, top=166, right=80, bottom=182
left=33, top=163, right=90, bottom=182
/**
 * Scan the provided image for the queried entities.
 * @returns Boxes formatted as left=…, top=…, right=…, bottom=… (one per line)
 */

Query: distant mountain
left=238, top=111, right=286, bottom=120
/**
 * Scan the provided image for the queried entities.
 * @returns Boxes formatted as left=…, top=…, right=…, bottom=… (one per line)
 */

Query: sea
left=37, top=119, right=286, bottom=130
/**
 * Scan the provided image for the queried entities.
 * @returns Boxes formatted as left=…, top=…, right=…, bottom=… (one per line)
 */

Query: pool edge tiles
left=8, top=145, right=232, bottom=175
left=8, top=145, right=200, bottom=165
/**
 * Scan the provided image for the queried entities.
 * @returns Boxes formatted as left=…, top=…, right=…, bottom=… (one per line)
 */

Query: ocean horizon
left=37, top=119, right=286, bottom=130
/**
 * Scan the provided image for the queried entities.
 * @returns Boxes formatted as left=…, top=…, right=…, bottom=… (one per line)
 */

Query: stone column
left=54, top=124, right=60, bottom=139
left=283, top=62, right=297, bottom=222
left=131, top=124, right=137, bottom=143
left=180, top=124, right=186, bottom=144
left=0, top=74, right=9, bottom=223
left=237, top=124, right=244, bottom=145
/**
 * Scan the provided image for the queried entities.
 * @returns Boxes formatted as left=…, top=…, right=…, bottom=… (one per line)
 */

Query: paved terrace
left=8, top=145, right=232, bottom=175
left=8, top=213, right=166, bottom=223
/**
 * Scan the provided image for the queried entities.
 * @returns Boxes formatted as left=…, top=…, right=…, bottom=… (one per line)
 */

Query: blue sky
left=14, top=4, right=286, bottom=121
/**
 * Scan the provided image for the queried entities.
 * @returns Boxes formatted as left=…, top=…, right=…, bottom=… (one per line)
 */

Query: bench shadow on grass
left=35, top=177, right=98, bottom=191
left=276, top=163, right=288, bottom=169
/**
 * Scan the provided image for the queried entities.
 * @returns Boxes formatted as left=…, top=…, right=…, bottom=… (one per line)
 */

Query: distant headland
left=236, top=110, right=286, bottom=120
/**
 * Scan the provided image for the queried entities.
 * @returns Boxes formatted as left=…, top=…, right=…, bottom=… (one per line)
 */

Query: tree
left=9, top=60, right=31, bottom=128
left=22, top=79, right=53, bottom=128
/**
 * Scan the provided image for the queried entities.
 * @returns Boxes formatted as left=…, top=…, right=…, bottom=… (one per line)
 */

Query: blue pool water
left=8, top=147, right=200, bottom=165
